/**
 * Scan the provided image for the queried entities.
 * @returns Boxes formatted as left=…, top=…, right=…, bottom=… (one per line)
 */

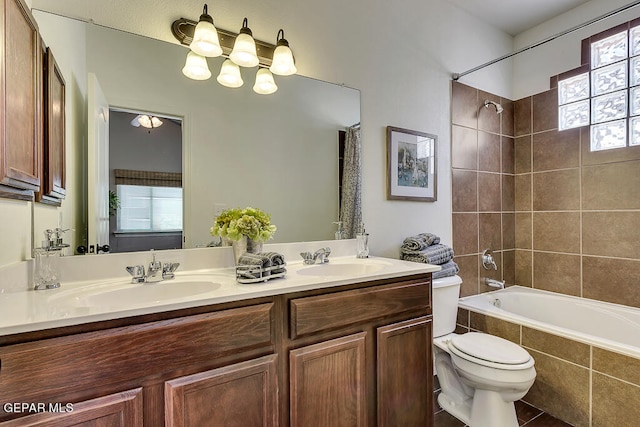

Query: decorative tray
left=235, top=263, right=287, bottom=284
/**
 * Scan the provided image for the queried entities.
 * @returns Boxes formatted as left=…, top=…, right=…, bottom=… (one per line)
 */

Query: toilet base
left=470, top=389, right=519, bottom=427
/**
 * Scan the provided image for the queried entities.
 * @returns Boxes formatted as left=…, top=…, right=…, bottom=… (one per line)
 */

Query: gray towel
left=432, top=260, right=459, bottom=279
left=259, top=251, right=286, bottom=274
left=401, top=244, right=454, bottom=265
left=401, top=233, right=441, bottom=251
left=237, top=253, right=272, bottom=277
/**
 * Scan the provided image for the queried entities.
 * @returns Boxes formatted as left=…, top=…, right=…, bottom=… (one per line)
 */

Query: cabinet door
left=0, top=388, right=143, bottom=427
left=377, top=316, right=433, bottom=427
left=165, top=355, right=278, bottom=427
left=290, top=332, right=367, bottom=427
left=37, top=46, right=65, bottom=205
left=0, top=0, right=42, bottom=200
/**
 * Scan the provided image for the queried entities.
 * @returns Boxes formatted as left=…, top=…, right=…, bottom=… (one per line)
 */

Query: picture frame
left=386, top=126, right=437, bottom=202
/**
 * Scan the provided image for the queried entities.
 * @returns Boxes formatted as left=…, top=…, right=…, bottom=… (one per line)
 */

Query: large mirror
left=33, top=10, right=361, bottom=254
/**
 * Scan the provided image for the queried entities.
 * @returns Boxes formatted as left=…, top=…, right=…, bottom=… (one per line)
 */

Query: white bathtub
left=458, top=286, right=640, bottom=359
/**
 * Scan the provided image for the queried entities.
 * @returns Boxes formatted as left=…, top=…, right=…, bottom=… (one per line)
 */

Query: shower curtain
left=339, top=126, right=362, bottom=239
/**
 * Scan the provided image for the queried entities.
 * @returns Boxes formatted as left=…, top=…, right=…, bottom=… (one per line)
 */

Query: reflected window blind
left=114, top=169, right=182, bottom=188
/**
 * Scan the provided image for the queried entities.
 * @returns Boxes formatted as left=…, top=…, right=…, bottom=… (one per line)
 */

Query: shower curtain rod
left=452, top=0, right=640, bottom=81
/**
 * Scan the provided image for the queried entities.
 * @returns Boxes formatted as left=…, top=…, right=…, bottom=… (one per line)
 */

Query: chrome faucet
left=300, top=247, right=331, bottom=265
left=145, top=251, right=163, bottom=283
left=485, top=278, right=505, bottom=289
left=126, top=250, right=180, bottom=284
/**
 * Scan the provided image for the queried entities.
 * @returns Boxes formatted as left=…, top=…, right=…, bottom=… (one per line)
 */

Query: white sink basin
left=50, top=276, right=223, bottom=309
left=295, top=259, right=392, bottom=277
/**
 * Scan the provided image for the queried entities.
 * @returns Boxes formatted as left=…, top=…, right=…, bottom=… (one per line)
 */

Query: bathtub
left=458, top=285, right=640, bottom=359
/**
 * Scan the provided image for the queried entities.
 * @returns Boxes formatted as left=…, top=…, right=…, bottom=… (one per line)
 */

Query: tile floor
left=433, top=376, right=573, bottom=426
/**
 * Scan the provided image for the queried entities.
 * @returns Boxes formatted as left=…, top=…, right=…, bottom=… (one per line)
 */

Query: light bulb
left=229, top=19, right=259, bottom=67
left=182, top=51, right=211, bottom=80
left=189, top=5, right=222, bottom=57
left=217, top=59, right=244, bottom=88
left=253, top=68, right=277, bottom=94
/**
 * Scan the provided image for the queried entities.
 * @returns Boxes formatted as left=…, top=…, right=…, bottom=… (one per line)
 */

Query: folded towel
left=401, top=233, right=441, bottom=251
left=259, top=251, right=286, bottom=274
left=432, top=260, right=459, bottom=279
left=237, top=253, right=273, bottom=277
left=401, top=243, right=454, bottom=265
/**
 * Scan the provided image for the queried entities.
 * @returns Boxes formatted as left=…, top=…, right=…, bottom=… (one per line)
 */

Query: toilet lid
left=449, top=332, right=531, bottom=365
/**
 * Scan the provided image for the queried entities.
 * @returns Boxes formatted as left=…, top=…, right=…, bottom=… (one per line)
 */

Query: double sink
left=47, top=257, right=395, bottom=311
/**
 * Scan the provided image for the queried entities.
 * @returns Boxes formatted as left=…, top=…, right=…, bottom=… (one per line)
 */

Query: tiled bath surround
left=451, top=82, right=515, bottom=297
left=451, top=79, right=640, bottom=425
left=456, top=309, right=640, bottom=427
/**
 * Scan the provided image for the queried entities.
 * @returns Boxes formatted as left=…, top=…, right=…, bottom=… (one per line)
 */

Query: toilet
left=432, top=275, right=536, bottom=427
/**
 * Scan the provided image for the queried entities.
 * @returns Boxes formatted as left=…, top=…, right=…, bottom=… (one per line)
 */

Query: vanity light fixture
left=189, top=4, right=222, bottom=57
left=253, top=68, right=277, bottom=94
left=217, top=59, right=244, bottom=88
left=229, top=18, right=260, bottom=68
left=269, top=29, right=297, bottom=76
left=172, top=6, right=297, bottom=94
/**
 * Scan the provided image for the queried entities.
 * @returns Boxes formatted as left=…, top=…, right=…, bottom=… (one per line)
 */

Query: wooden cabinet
left=0, top=0, right=42, bottom=200
left=287, top=277, right=433, bottom=427
left=37, top=47, right=66, bottom=205
left=0, top=274, right=433, bottom=427
left=0, top=388, right=143, bottom=427
left=165, top=355, right=279, bottom=427
left=377, top=317, right=433, bottom=426
left=290, top=333, right=367, bottom=427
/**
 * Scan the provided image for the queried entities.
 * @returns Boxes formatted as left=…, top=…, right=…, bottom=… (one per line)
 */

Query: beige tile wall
left=452, top=78, right=640, bottom=307
left=514, top=84, right=640, bottom=308
left=457, top=310, right=640, bottom=427
left=451, top=81, right=515, bottom=296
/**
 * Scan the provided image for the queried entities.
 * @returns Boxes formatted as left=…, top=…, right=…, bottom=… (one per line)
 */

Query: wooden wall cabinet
left=37, top=47, right=66, bottom=205
left=0, top=0, right=42, bottom=200
left=0, top=274, right=433, bottom=427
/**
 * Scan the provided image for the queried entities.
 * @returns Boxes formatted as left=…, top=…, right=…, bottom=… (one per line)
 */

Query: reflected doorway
left=108, top=109, right=183, bottom=253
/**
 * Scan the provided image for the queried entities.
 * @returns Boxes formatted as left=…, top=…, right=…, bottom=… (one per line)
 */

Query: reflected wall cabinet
left=37, top=47, right=66, bottom=205
left=0, top=0, right=42, bottom=200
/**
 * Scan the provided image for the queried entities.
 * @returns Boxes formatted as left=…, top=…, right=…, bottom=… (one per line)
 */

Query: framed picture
left=387, top=126, right=437, bottom=202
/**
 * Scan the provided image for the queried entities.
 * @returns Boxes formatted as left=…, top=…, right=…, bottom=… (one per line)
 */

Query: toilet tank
left=432, top=275, right=462, bottom=338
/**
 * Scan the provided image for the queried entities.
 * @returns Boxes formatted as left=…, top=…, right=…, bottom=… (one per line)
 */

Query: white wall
left=513, top=0, right=639, bottom=99
left=0, top=0, right=511, bottom=268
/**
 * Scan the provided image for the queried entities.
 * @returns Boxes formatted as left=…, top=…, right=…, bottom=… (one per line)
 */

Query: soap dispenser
left=333, top=221, right=344, bottom=240
left=356, top=223, right=369, bottom=259
left=33, top=229, right=63, bottom=290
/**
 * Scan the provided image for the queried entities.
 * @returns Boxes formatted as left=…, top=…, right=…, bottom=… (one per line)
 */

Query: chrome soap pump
left=33, top=228, right=69, bottom=291
left=356, top=223, right=369, bottom=259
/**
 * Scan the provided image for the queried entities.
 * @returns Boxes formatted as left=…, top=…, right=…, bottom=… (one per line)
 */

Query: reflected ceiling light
left=229, top=18, right=260, bottom=68
left=253, top=68, right=277, bottom=95
left=217, top=59, right=244, bottom=88
left=182, top=51, right=212, bottom=80
left=189, top=4, right=223, bottom=57
left=131, top=115, right=163, bottom=129
left=269, top=29, right=297, bottom=76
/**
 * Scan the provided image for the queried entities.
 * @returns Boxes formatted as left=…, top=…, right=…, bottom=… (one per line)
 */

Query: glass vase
left=232, top=236, right=263, bottom=264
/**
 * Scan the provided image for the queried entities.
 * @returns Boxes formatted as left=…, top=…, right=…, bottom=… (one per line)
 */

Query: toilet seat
left=448, top=332, right=534, bottom=370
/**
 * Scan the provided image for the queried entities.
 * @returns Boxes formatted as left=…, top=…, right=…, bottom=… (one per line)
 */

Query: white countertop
left=0, top=255, right=439, bottom=337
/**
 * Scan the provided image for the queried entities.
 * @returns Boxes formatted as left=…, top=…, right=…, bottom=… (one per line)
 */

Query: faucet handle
left=162, top=262, right=180, bottom=280
left=126, top=265, right=146, bottom=283
left=322, top=247, right=331, bottom=262
left=300, top=252, right=315, bottom=265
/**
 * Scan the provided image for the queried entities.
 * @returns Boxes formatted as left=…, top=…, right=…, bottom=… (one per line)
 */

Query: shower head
left=484, top=100, right=503, bottom=114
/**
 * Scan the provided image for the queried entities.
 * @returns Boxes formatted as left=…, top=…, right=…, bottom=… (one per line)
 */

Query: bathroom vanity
left=0, top=252, right=437, bottom=427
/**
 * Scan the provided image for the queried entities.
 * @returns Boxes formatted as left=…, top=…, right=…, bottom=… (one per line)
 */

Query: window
left=117, top=185, right=183, bottom=232
left=558, top=22, right=640, bottom=151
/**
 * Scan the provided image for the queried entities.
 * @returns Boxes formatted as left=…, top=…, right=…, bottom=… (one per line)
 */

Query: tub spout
left=485, top=278, right=505, bottom=289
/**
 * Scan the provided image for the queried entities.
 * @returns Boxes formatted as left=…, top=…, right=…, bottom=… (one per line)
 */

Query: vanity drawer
left=0, top=303, right=274, bottom=404
left=289, top=279, right=431, bottom=339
